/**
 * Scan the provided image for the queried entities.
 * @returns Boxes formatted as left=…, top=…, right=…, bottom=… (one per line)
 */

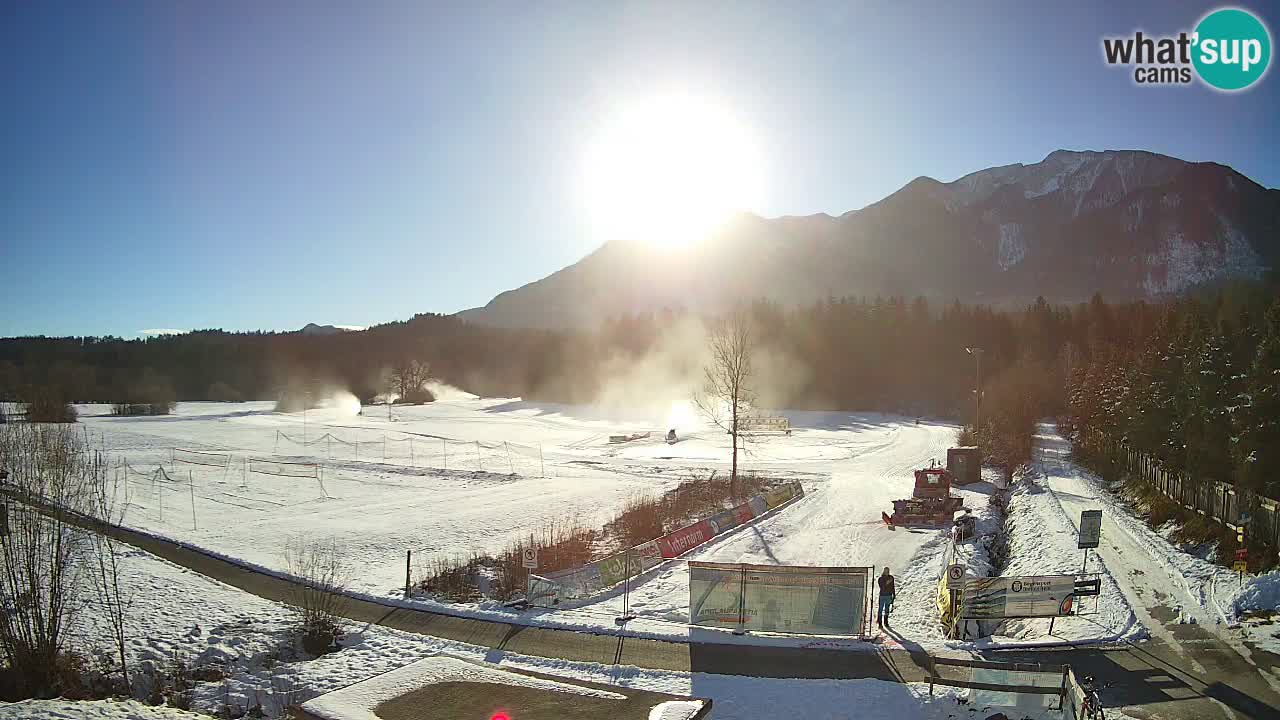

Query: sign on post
left=521, top=547, right=538, bottom=569
left=1078, top=510, right=1103, bottom=549
left=961, top=575, right=1076, bottom=619
left=1233, top=560, right=1248, bottom=574
left=946, top=563, right=965, bottom=589
left=1073, top=578, right=1101, bottom=597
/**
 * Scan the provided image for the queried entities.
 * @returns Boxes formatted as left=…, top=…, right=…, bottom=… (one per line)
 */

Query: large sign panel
left=690, top=562, right=870, bottom=635
left=1078, top=510, right=1103, bottom=549
left=961, top=575, right=1076, bottom=619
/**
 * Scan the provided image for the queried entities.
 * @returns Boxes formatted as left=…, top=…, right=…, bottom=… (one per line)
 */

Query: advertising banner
left=688, top=561, right=744, bottom=628
left=597, top=542, right=663, bottom=587
left=657, top=519, right=714, bottom=558
left=597, top=552, right=630, bottom=587
left=633, top=539, right=662, bottom=568
left=689, top=562, right=870, bottom=635
left=763, top=486, right=792, bottom=509
left=742, top=564, right=869, bottom=635
left=530, top=483, right=807, bottom=606
left=708, top=509, right=740, bottom=535
left=961, top=575, right=1076, bottom=619
left=763, top=483, right=804, bottom=509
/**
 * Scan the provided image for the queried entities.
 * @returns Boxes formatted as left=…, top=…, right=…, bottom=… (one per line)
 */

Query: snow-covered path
left=1032, top=423, right=1280, bottom=710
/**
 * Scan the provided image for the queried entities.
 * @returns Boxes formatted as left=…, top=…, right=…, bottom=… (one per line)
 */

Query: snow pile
left=1232, top=571, right=1280, bottom=618
left=649, top=699, right=705, bottom=720
left=302, top=655, right=624, bottom=720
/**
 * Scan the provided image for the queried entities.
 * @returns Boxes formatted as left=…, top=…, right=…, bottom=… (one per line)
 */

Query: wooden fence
left=1080, top=428, right=1280, bottom=550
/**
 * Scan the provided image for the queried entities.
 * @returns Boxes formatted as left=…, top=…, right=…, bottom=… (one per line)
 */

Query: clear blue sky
left=4, top=1, right=1278, bottom=337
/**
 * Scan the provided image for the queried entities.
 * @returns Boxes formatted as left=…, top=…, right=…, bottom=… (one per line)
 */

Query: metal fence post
left=734, top=565, right=747, bottom=635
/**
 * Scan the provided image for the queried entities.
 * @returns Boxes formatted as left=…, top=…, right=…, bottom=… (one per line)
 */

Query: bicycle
left=1080, top=675, right=1106, bottom=720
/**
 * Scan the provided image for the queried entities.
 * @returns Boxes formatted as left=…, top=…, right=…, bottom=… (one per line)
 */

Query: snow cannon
left=882, top=463, right=965, bottom=528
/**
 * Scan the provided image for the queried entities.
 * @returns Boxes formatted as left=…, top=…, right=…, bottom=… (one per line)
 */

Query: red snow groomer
left=882, top=461, right=965, bottom=528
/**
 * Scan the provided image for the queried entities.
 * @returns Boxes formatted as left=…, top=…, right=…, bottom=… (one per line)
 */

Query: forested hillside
left=3, top=282, right=1279, bottom=499
left=1064, top=285, right=1280, bottom=498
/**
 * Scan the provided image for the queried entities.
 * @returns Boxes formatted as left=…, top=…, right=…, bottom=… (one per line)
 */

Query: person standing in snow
left=877, top=567, right=896, bottom=627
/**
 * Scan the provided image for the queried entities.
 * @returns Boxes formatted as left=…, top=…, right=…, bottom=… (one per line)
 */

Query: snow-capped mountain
left=460, top=150, right=1280, bottom=328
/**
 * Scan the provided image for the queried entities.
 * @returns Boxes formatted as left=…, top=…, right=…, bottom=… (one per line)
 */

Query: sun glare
left=583, top=93, right=762, bottom=248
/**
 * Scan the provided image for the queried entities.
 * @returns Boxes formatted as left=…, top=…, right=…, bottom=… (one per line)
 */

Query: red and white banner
left=657, top=520, right=714, bottom=558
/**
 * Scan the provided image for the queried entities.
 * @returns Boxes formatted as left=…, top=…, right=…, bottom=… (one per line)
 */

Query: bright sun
left=583, top=93, right=762, bottom=248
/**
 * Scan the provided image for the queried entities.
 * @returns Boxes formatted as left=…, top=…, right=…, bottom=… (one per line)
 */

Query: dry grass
left=420, top=518, right=598, bottom=602
left=419, top=471, right=782, bottom=602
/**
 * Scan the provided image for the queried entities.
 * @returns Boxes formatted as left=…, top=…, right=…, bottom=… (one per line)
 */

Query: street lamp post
left=965, top=347, right=983, bottom=432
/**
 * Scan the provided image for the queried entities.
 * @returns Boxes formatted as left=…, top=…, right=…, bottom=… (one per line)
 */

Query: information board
left=961, top=575, right=1076, bottom=619
left=690, top=562, right=870, bottom=635
left=1078, top=510, right=1103, bottom=549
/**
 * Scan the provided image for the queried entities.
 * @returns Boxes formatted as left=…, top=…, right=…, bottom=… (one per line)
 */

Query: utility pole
left=965, top=347, right=983, bottom=432
left=303, top=390, right=313, bottom=442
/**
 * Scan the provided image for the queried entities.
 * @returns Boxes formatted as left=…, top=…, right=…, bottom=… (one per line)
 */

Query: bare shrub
left=281, top=537, right=350, bottom=656
left=419, top=518, right=597, bottom=602
left=21, top=385, right=77, bottom=423
left=206, top=381, right=244, bottom=403
left=109, top=369, right=177, bottom=416
left=0, top=423, right=108, bottom=698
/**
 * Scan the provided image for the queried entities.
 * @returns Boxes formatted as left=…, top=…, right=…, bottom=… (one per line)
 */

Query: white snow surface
left=997, top=222, right=1026, bottom=270
left=73, top=400, right=1022, bottom=649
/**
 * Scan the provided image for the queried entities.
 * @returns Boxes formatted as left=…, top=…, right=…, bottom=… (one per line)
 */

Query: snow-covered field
left=76, top=396, right=1004, bottom=647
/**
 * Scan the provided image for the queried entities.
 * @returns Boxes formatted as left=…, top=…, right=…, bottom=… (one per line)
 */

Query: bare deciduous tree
left=389, top=360, right=433, bottom=404
left=694, top=309, right=756, bottom=496
left=281, top=537, right=351, bottom=656
left=87, top=469, right=132, bottom=696
left=0, top=424, right=100, bottom=696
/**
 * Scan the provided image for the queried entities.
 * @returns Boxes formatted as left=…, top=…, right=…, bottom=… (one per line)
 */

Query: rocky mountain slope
left=460, top=150, right=1279, bottom=328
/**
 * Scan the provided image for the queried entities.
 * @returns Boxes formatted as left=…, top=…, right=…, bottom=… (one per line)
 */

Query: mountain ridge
left=458, top=149, right=1279, bottom=329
